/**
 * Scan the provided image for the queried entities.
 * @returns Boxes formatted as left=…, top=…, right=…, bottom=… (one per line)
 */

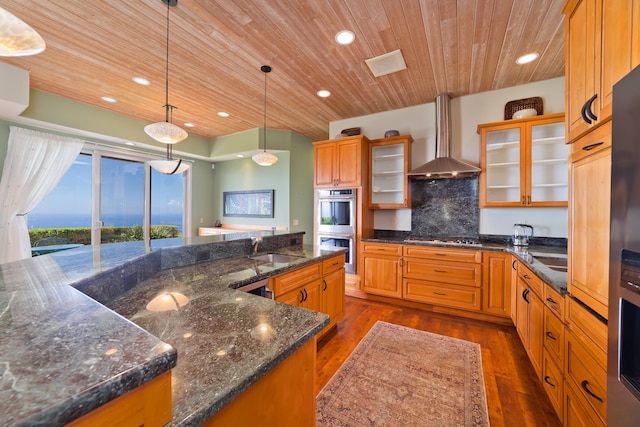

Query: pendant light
left=252, top=65, right=278, bottom=166
left=145, top=0, right=189, bottom=174
left=0, top=6, right=46, bottom=57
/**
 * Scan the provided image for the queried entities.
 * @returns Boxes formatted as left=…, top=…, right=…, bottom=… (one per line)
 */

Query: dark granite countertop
left=361, top=236, right=567, bottom=293
left=0, top=231, right=340, bottom=427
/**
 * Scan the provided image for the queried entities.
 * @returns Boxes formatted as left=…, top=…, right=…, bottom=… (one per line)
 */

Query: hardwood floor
left=316, top=296, right=561, bottom=427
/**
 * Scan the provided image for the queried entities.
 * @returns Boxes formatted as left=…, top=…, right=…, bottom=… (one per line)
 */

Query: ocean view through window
left=29, top=150, right=185, bottom=246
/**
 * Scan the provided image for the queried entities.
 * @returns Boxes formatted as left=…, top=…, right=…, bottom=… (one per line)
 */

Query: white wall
left=330, top=77, right=567, bottom=237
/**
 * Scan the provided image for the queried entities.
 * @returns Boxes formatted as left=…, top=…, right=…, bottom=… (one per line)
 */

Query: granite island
left=0, top=231, right=343, bottom=426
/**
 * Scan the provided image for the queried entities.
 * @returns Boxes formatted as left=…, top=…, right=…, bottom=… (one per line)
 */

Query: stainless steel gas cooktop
left=403, top=237, right=483, bottom=246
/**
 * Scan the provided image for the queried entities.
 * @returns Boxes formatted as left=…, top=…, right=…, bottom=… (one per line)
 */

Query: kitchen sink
left=531, top=253, right=567, bottom=272
left=249, top=253, right=303, bottom=263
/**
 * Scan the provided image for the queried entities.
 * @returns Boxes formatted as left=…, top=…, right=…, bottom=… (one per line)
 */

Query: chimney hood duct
left=408, top=93, right=480, bottom=179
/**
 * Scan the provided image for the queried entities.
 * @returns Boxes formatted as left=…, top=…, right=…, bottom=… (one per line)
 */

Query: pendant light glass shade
left=252, top=65, right=278, bottom=167
left=144, top=121, right=188, bottom=143
left=150, top=143, right=190, bottom=175
left=0, top=6, right=46, bottom=57
left=145, top=0, right=187, bottom=145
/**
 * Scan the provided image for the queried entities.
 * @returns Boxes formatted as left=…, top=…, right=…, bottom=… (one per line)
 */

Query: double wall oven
left=315, top=188, right=356, bottom=273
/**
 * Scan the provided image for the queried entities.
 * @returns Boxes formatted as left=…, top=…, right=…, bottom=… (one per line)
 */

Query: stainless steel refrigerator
left=608, top=64, right=640, bottom=425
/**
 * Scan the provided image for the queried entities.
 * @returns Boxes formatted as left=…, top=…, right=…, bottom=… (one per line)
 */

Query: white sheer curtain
left=0, top=127, right=83, bottom=264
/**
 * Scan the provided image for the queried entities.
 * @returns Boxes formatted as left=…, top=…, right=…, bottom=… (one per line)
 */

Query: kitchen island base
left=203, top=338, right=316, bottom=427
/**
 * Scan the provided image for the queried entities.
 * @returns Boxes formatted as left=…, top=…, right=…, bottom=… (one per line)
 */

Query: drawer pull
left=434, top=269, right=447, bottom=273
left=434, top=292, right=447, bottom=296
left=544, top=376, right=556, bottom=387
left=581, top=380, right=604, bottom=403
left=583, top=141, right=604, bottom=151
left=627, top=281, right=640, bottom=291
left=546, top=297, right=557, bottom=305
left=523, top=274, right=531, bottom=280
left=434, top=253, right=448, bottom=257
left=545, top=331, right=556, bottom=341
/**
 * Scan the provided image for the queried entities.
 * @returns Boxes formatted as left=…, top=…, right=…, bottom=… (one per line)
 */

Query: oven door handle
left=318, top=233, right=354, bottom=239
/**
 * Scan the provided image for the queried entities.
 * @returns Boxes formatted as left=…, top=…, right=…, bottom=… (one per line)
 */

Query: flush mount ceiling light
left=252, top=65, right=278, bottom=167
left=0, top=6, right=46, bottom=56
left=144, top=0, right=188, bottom=145
left=516, top=52, right=539, bottom=64
left=335, top=30, right=355, bottom=45
left=365, top=49, right=407, bottom=77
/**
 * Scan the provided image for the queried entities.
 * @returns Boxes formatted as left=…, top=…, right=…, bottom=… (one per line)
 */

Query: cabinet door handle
left=323, top=279, right=327, bottom=291
left=298, top=290, right=304, bottom=304
left=582, top=141, right=604, bottom=151
left=434, top=292, right=446, bottom=296
left=522, top=288, right=530, bottom=303
left=580, top=99, right=592, bottom=124
left=521, top=195, right=526, bottom=205
left=544, top=376, right=556, bottom=387
left=581, top=380, right=604, bottom=402
left=585, top=93, right=598, bottom=121
left=512, top=260, right=517, bottom=270
left=545, top=331, right=557, bottom=341
left=434, top=269, right=447, bottom=273
left=304, top=288, right=308, bottom=301
left=527, top=195, right=531, bottom=204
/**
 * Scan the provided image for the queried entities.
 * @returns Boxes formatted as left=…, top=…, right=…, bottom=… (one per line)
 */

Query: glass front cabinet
left=368, top=135, right=413, bottom=209
left=478, top=113, right=568, bottom=207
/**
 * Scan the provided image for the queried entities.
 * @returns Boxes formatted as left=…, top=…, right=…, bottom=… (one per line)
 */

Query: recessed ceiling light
left=516, top=52, right=539, bottom=64
left=317, top=90, right=331, bottom=98
left=101, top=96, right=117, bottom=103
left=184, top=122, right=194, bottom=127
left=335, top=30, right=355, bottom=45
left=218, top=112, right=230, bottom=117
left=132, top=76, right=150, bottom=85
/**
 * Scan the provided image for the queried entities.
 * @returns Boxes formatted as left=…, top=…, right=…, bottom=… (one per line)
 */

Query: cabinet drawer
left=403, top=245, right=482, bottom=263
left=271, top=262, right=322, bottom=296
left=322, top=254, right=345, bottom=274
left=565, top=329, right=607, bottom=424
left=570, top=121, right=611, bottom=162
left=544, top=285, right=565, bottom=321
left=404, top=258, right=482, bottom=287
left=403, top=279, right=481, bottom=311
left=518, top=263, right=543, bottom=297
left=543, top=307, right=565, bottom=365
left=361, top=242, right=402, bottom=256
left=542, top=349, right=564, bottom=421
left=564, top=378, right=606, bottom=427
left=567, top=298, right=607, bottom=366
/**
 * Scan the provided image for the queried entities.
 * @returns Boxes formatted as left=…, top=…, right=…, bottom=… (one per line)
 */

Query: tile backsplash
left=410, top=176, right=479, bottom=238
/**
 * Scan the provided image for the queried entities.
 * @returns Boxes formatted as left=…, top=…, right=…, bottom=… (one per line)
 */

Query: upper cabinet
left=478, top=113, right=569, bottom=208
left=313, top=135, right=369, bottom=188
left=368, top=135, right=413, bottom=209
left=564, top=0, right=640, bottom=143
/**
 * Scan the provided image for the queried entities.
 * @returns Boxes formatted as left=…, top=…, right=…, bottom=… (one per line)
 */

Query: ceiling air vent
left=365, top=49, right=407, bottom=77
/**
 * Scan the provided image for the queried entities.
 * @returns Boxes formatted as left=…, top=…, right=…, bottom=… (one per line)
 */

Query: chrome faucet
left=251, top=236, right=262, bottom=254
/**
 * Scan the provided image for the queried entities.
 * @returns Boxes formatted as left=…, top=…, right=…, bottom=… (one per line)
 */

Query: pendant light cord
left=263, top=68, right=267, bottom=152
left=164, top=1, right=171, bottom=123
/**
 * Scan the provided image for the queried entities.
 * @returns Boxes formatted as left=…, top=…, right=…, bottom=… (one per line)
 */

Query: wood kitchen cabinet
left=482, top=251, right=512, bottom=318
left=542, top=287, right=566, bottom=420
left=319, top=255, right=346, bottom=335
left=368, top=134, right=412, bottom=209
left=478, top=113, right=569, bottom=207
left=403, top=246, right=482, bottom=312
left=361, top=242, right=403, bottom=298
left=563, top=0, right=640, bottom=143
left=516, top=264, right=544, bottom=379
left=568, top=122, right=611, bottom=319
left=313, top=135, right=369, bottom=188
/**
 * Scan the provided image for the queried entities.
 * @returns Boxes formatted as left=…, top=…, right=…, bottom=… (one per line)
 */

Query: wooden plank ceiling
left=1, top=0, right=565, bottom=142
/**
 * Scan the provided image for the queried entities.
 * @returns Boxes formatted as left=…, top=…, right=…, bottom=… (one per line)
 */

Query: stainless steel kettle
left=512, top=223, right=534, bottom=247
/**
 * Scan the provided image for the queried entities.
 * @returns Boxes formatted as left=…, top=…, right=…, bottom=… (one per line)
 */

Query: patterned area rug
left=316, top=321, right=490, bottom=426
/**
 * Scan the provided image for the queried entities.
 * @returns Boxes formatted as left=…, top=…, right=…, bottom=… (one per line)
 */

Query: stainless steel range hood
left=408, top=93, right=480, bottom=179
